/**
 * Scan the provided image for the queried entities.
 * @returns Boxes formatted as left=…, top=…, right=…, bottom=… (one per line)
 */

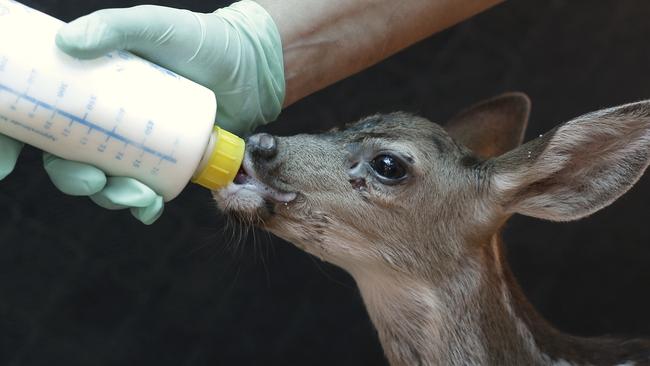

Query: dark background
left=1, top=0, right=649, bottom=365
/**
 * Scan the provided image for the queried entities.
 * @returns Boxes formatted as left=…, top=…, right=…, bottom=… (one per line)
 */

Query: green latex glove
left=56, top=0, right=285, bottom=134
left=42, top=153, right=164, bottom=225
left=41, top=0, right=285, bottom=224
left=0, top=135, right=23, bottom=180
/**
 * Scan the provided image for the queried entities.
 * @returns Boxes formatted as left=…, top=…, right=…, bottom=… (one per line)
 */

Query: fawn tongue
left=234, top=167, right=248, bottom=185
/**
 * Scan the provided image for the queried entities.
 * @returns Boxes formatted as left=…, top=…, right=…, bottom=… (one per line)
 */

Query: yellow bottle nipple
left=192, top=126, right=245, bottom=190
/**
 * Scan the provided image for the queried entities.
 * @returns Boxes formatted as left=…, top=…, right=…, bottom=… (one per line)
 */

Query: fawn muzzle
left=214, top=133, right=296, bottom=221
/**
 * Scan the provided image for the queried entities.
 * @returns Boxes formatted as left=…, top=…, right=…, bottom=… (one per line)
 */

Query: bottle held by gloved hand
left=0, top=0, right=285, bottom=224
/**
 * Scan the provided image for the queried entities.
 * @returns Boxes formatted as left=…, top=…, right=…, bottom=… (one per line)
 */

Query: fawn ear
left=490, top=100, right=650, bottom=221
left=446, top=92, right=531, bottom=159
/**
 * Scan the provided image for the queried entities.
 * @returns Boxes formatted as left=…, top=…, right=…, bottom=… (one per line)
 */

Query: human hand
left=0, top=135, right=22, bottom=180
left=0, top=135, right=164, bottom=224
left=41, top=1, right=285, bottom=224
left=56, top=0, right=285, bottom=135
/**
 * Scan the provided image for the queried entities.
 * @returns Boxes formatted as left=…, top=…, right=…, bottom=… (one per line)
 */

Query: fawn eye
left=370, top=154, right=406, bottom=181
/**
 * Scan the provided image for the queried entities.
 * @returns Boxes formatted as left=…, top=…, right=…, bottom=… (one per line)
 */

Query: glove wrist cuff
left=214, top=1, right=286, bottom=132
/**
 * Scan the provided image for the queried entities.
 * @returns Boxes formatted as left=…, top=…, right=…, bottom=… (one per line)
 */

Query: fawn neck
left=349, top=234, right=647, bottom=366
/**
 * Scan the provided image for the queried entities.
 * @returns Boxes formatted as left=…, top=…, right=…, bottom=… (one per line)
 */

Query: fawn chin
left=214, top=92, right=650, bottom=366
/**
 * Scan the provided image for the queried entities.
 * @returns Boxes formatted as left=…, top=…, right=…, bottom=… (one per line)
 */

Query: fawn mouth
left=214, top=155, right=296, bottom=217
left=232, top=158, right=297, bottom=203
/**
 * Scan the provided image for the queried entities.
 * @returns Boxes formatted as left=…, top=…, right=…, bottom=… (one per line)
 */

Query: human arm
left=255, top=0, right=503, bottom=106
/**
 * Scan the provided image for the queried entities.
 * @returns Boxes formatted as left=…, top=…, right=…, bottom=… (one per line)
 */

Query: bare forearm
left=255, top=0, right=503, bottom=107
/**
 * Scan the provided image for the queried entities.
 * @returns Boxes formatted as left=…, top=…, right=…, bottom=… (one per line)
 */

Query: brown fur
left=214, top=93, right=650, bottom=365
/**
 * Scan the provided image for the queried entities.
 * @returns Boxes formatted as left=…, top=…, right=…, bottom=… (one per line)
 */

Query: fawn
left=214, top=93, right=650, bottom=365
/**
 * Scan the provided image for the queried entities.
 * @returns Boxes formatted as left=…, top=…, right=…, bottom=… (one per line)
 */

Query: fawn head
left=214, top=93, right=650, bottom=280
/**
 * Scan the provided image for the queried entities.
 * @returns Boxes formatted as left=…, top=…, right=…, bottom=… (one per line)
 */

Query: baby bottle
left=0, top=0, right=244, bottom=201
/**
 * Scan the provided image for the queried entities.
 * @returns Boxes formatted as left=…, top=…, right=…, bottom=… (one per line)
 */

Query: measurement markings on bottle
left=0, top=81, right=178, bottom=164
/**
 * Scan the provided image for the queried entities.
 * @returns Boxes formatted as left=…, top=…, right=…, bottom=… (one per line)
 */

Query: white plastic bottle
left=0, top=0, right=244, bottom=201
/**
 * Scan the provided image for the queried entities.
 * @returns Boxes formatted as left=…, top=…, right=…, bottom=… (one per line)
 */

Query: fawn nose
left=247, top=133, right=278, bottom=160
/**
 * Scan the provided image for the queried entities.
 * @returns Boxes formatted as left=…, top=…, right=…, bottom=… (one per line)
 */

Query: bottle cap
left=192, top=126, right=245, bottom=190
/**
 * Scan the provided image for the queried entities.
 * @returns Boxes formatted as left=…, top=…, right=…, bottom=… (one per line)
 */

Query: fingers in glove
left=56, top=5, right=203, bottom=65
left=130, top=195, right=164, bottom=225
left=42, top=153, right=106, bottom=195
left=89, top=176, right=158, bottom=210
left=0, top=135, right=23, bottom=180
